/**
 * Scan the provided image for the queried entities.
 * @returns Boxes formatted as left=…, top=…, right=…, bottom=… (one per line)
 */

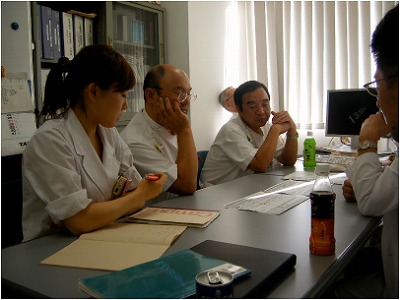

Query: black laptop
left=191, top=240, right=296, bottom=298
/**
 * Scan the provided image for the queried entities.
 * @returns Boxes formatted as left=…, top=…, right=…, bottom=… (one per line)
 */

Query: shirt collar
left=143, top=108, right=163, bottom=131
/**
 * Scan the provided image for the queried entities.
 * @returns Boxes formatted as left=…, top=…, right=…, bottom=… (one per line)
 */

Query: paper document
left=1, top=113, right=37, bottom=155
left=263, top=179, right=313, bottom=197
left=128, top=206, right=220, bottom=228
left=226, top=191, right=308, bottom=215
left=283, top=171, right=347, bottom=185
left=226, top=173, right=347, bottom=215
left=1, top=73, right=34, bottom=113
left=283, top=170, right=316, bottom=181
left=1, top=113, right=37, bottom=141
left=225, top=180, right=311, bottom=215
left=41, top=223, right=186, bottom=271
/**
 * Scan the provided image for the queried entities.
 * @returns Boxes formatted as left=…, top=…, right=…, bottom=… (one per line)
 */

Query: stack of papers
left=128, top=206, right=220, bottom=228
left=225, top=172, right=347, bottom=215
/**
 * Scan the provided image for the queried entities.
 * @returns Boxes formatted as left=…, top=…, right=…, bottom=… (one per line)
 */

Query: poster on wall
left=1, top=72, right=34, bottom=114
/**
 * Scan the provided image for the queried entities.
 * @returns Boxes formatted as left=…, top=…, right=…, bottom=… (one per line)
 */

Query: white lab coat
left=346, top=151, right=399, bottom=298
left=22, top=109, right=141, bottom=241
left=120, top=109, right=178, bottom=199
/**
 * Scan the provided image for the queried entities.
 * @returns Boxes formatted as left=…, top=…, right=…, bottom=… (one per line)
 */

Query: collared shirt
left=120, top=109, right=178, bottom=199
left=22, top=109, right=141, bottom=241
left=346, top=148, right=399, bottom=298
left=199, top=115, right=285, bottom=187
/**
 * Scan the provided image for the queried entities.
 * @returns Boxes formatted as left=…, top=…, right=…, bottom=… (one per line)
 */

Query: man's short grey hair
left=219, top=86, right=234, bottom=105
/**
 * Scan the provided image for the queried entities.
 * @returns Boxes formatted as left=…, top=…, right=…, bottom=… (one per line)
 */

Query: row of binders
left=37, top=5, right=95, bottom=60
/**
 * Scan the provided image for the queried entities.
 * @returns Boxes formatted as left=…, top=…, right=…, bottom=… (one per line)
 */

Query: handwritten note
left=1, top=72, right=34, bottom=113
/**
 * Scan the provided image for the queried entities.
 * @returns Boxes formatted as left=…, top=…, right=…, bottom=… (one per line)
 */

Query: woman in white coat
left=22, top=45, right=167, bottom=241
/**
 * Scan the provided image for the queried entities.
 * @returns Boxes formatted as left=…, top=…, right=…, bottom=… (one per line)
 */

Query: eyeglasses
left=177, top=92, right=197, bottom=103
left=363, top=75, right=398, bottom=97
left=151, top=86, right=197, bottom=103
left=224, top=95, right=233, bottom=102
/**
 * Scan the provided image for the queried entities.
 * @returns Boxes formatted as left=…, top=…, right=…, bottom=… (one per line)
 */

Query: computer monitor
left=325, top=89, right=379, bottom=149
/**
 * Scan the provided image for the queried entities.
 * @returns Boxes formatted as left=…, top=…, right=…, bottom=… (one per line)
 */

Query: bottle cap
left=307, top=131, right=313, bottom=137
left=315, top=163, right=330, bottom=176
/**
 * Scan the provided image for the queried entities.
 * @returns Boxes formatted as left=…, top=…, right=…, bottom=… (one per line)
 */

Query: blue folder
left=79, top=248, right=250, bottom=298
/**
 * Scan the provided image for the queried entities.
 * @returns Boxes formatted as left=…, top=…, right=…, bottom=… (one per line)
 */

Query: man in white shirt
left=120, top=64, right=198, bottom=199
left=200, top=80, right=298, bottom=187
left=340, top=5, right=398, bottom=298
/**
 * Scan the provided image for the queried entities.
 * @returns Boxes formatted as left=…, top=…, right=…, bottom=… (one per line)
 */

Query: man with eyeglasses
left=336, top=5, right=398, bottom=299
left=200, top=80, right=298, bottom=187
left=219, top=86, right=238, bottom=114
left=121, top=64, right=198, bottom=200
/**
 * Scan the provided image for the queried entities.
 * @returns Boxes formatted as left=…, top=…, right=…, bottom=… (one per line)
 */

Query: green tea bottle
left=303, top=131, right=316, bottom=168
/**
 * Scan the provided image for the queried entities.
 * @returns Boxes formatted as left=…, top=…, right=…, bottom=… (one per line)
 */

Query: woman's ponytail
left=38, top=57, right=70, bottom=125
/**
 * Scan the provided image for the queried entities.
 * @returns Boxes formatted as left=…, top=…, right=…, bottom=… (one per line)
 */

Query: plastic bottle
left=303, top=131, right=316, bottom=168
left=309, top=163, right=336, bottom=255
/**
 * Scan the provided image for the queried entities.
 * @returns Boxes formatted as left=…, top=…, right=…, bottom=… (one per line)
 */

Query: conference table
left=1, top=161, right=381, bottom=298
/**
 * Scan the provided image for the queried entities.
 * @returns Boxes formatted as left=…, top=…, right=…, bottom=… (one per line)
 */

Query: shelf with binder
left=97, top=2, right=165, bottom=129
left=33, top=3, right=97, bottom=61
left=31, top=2, right=99, bottom=118
left=31, top=1, right=165, bottom=129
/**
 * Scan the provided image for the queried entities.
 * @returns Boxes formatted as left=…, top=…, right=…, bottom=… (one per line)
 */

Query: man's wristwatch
left=358, top=140, right=378, bottom=150
left=286, top=131, right=299, bottom=140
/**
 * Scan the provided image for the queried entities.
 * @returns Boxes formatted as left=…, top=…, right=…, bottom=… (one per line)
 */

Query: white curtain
left=248, top=1, right=396, bottom=130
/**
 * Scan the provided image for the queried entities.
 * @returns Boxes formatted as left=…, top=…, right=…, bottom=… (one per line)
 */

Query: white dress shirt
left=22, top=109, right=141, bottom=241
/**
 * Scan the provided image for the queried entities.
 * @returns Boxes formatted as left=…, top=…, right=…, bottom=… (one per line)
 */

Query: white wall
left=163, top=2, right=253, bottom=151
left=161, top=2, right=189, bottom=72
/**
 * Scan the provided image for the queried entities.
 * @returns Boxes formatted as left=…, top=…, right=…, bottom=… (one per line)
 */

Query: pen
left=145, top=174, right=160, bottom=181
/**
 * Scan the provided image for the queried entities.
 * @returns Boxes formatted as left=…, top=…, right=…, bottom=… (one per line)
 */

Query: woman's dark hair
left=234, top=80, right=270, bottom=111
left=39, top=44, right=136, bottom=123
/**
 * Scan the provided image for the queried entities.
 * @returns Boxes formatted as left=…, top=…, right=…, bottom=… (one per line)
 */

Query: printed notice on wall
left=1, top=72, right=34, bottom=113
left=1, top=113, right=37, bottom=156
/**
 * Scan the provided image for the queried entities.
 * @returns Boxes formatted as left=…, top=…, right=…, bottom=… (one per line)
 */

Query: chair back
left=1, top=154, right=23, bottom=248
left=197, top=150, right=208, bottom=190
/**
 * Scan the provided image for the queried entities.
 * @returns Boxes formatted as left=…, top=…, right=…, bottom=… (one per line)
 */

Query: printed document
left=225, top=180, right=310, bottom=214
left=128, top=206, right=220, bottom=228
left=226, top=172, right=347, bottom=215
